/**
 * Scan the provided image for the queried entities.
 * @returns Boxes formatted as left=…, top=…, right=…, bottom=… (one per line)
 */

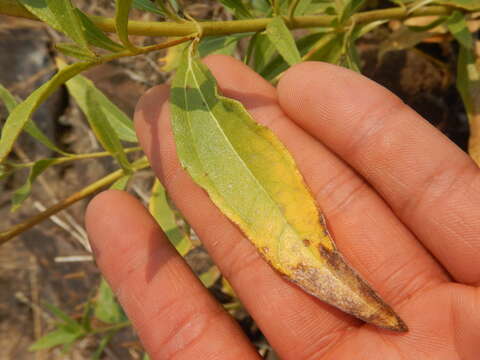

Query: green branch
left=0, top=157, right=150, bottom=245
left=0, top=1, right=465, bottom=37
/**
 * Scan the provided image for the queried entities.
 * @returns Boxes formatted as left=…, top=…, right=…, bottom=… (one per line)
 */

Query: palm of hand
left=86, top=56, right=480, bottom=359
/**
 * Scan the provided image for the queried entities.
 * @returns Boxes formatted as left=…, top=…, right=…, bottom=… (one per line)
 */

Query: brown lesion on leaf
left=289, top=244, right=408, bottom=332
left=302, top=239, right=311, bottom=247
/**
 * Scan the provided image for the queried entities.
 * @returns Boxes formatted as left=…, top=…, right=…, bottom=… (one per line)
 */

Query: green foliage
left=0, top=0, right=479, bottom=354
left=11, top=158, right=56, bottom=211
left=219, top=0, right=253, bottom=18
left=29, top=303, right=87, bottom=351
left=95, top=278, right=127, bottom=324
left=115, top=0, right=137, bottom=51
left=149, top=180, right=193, bottom=256
left=0, top=61, right=92, bottom=163
left=265, top=16, right=301, bottom=65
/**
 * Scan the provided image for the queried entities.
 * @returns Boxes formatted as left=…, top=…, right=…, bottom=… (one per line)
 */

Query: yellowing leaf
left=170, top=45, right=407, bottom=332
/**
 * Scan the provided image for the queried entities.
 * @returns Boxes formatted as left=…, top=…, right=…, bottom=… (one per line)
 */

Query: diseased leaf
left=11, top=158, right=56, bottom=211
left=63, top=72, right=137, bottom=143
left=170, top=46, right=407, bottom=331
left=265, top=17, right=301, bottom=66
left=0, top=61, right=92, bottom=163
left=115, top=0, right=137, bottom=51
left=95, top=278, right=126, bottom=324
left=149, top=179, right=193, bottom=256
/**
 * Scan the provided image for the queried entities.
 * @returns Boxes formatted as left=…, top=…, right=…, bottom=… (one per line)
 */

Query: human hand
left=85, top=55, right=480, bottom=359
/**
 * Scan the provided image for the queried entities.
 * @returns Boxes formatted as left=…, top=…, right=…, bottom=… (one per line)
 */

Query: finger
left=85, top=190, right=259, bottom=360
left=277, top=62, right=480, bottom=285
left=135, top=55, right=446, bottom=356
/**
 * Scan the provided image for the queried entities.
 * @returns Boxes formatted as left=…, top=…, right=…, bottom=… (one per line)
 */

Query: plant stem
left=89, top=321, right=132, bottom=335
left=0, top=1, right=466, bottom=37
left=0, top=157, right=150, bottom=245
left=9, top=146, right=142, bottom=169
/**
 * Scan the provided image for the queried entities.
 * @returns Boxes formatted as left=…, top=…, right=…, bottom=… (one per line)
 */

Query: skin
left=85, top=55, right=480, bottom=360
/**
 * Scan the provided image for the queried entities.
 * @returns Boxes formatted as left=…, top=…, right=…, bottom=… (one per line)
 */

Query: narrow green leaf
left=28, top=328, right=82, bottom=351
left=64, top=74, right=137, bottom=143
left=199, top=33, right=253, bottom=57
left=81, top=298, right=94, bottom=332
left=133, top=0, right=167, bottom=16
left=249, top=32, right=278, bottom=73
left=95, top=278, right=126, bottom=324
left=92, top=333, right=115, bottom=360
left=149, top=179, right=193, bottom=256
left=452, top=25, right=480, bottom=163
left=218, top=0, right=253, bottom=19
left=337, top=0, right=365, bottom=24
left=406, top=16, right=447, bottom=32
left=170, top=48, right=407, bottom=331
left=434, top=0, right=480, bottom=10
left=45, top=303, right=82, bottom=331
left=260, top=31, right=336, bottom=80
left=294, top=0, right=333, bottom=16
left=378, top=26, right=432, bottom=60
left=45, top=0, right=93, bottom=54
left=0, top=61, right=92, bottom=163
left=18, top=0, right=62, bottom=30
left=0, top=84, right=17, bottom=111
left=446, top=10, right=473, bottom=49
left=115, top=0, right=137, bottom=51
left=75, top=9, right=125, bottom=52
left=72, top=87, right=132, bottom=170
left=11, top=158, right=56, bottom=211
left=55, top=43, right=97, bottom=61
left=19, top=1, right=123, bottom=52
left=0, top=84, right=68, bottom=156
left=265, top=17, right=301, bottom=66
left=198, top=266, right=221, bottom=288
left=110, top=174, right=131, bottom=190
